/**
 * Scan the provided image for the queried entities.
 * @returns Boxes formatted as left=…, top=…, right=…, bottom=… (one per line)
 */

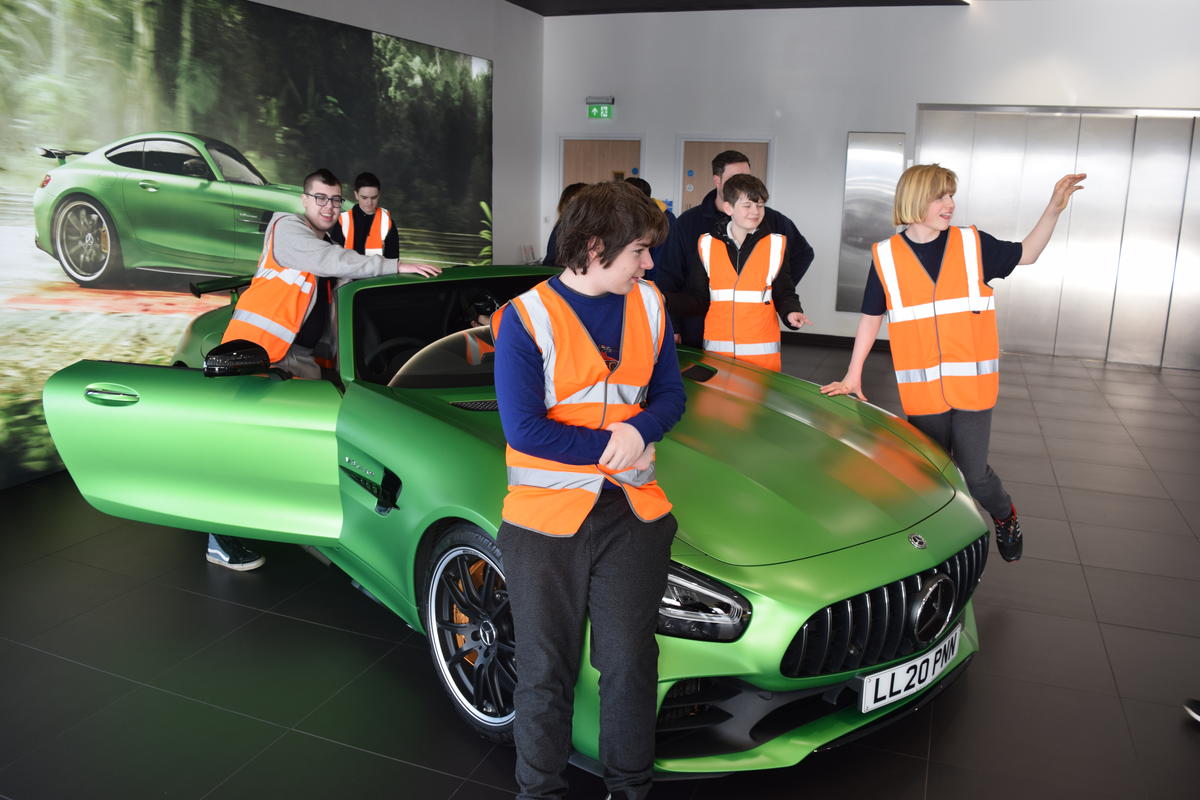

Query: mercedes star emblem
left=909, top=534, right=927, bottom=549
left=910, top=574, right=956, bottom=647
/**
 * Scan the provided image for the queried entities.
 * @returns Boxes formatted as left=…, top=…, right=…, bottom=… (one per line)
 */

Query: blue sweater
left=495, top=276, right=686, bottom=466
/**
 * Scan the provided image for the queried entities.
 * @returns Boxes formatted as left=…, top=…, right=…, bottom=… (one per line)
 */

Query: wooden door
left=680, top=140, right=770, bottom=212
left=562, top=139, right=642, bottom=187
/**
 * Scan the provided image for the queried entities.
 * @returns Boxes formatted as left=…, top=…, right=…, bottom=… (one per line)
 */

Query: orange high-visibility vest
left=339, top=208, right=392, bottom=256
left=698, top=231, right=787, bottom=371
left=499, top=280, right=671, bottom=536
left=222, top=216, right=316, bottom=362
left=872, top=226, right=999, bottom=416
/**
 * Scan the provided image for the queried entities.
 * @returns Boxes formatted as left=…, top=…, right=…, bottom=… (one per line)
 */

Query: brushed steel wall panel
left=1055, top=115, right=1135, bottom=359
left=999, top=113, right=1081, bottom=355
left=965, top=113, right=1027, bottom=353
left=1108, top=116, right=1193, bottom=366
left=916, top=110, right=976, bottom=223
left=835, top=132, right=906, bottom=312
left=1162, top=121, right=1200, bottom=369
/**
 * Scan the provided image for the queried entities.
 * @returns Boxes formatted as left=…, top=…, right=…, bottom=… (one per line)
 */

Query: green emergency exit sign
left=587, top=104, right=613, bottom=120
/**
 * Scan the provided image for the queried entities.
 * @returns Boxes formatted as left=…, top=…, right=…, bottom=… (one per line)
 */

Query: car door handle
left=84, top=384, right=140, bottom=406
left=137, top=180, right=159, bottom=192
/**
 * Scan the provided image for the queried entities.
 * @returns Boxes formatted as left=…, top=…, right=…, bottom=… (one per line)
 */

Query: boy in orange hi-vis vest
left=821, top=164, right=1085, bottom=562
left=690, top=174, right=809, bottom=371
left=494, top=182, right=685, bottom=800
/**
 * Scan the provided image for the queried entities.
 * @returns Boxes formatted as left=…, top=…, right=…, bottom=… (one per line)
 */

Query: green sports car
left=42, top=266, right=988, bottom=777
left=33, top=132, right=305, bottom=286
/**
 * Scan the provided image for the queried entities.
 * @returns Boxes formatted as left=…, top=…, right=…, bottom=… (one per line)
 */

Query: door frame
left=674, top=135, right=775, bottom=212
left=557, top=133, right=646, bottom=192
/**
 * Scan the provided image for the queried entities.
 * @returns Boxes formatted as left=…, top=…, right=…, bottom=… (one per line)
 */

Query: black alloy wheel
left=423, top=524, right=516, bottom=742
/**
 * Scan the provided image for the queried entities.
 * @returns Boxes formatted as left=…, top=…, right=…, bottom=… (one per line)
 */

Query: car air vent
left=450, top=400, right=499, bottom=411
left=780, top=532, right=989, bottom=678
left=681, top=363, right=717, bottom=383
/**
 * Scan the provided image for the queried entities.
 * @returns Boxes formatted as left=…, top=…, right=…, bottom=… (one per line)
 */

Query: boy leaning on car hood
left=221, top=167, right=440, bottom=380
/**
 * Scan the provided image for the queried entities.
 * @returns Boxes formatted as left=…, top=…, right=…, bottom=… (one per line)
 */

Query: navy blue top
left=494, top=275, right=686, bottom=466
left=861, top=228, right=1023, bottom=316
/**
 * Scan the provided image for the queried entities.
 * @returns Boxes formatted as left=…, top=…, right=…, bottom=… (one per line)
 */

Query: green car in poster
left=33, top=131, right=305, bottom=286
left=42, top=266, right=989, bottom=777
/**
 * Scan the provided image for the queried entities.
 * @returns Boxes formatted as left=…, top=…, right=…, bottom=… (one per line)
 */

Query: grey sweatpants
left=907, top=407, right=1013, bottom=520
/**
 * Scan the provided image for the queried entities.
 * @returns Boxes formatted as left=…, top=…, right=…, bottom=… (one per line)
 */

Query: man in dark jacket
left=653, top=150, right=814, bottom=346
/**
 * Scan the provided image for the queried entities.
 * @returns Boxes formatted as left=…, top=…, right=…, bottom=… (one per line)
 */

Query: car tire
left=421, top=523, right=516, bottom=744
left=53, top=196, right=123, bottom=285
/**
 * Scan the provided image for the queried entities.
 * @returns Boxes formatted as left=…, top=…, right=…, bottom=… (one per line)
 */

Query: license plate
left=860, top=625, right=961, bottom=713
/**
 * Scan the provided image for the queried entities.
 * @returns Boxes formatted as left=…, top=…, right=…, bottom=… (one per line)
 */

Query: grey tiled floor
left=1, top=342, right=1197, bottom=799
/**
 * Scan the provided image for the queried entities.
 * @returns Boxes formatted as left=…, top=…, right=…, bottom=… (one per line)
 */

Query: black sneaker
left=993, top=503, right=1022, bottom=562
left=1186, top=699, right=1200, bottom=724
left=207, top=534, right=266, bottom=571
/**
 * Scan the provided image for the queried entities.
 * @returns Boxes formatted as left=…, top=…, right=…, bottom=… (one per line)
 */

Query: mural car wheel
left=53, top=197, right=123, bottom=285
left=423, top=524, right=516, bottom=743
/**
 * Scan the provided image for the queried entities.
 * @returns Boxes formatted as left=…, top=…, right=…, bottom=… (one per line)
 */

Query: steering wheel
left=362, top=336, right=426, bottom=382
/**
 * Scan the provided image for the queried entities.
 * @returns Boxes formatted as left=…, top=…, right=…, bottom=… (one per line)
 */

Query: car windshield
left=388, top=327, right=497, bottom=389
left=207, top=140, right=268, bottom=185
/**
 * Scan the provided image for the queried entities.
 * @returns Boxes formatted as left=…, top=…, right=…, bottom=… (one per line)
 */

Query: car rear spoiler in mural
left=36, top=146, right=89, bottom=165
left=190, top=275, right=252, bottom=299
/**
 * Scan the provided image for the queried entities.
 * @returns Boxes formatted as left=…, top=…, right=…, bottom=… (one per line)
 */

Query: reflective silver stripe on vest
left=506, top=466, right=606, bottom=492
left=558, top=381, right=647, bottom=407
left=230, top=308, right=297, bottom=344
left=339, top=211, right=351, bottom=240
left=698, top=234, right=713, bottom=277
left=514, top=288, right=559, bottom=408
left=959, top=227, right=981, bottom=303
left=766, top=233, right=785, bottom=285
left=635, top=280, right=665, bottom=356
left=710, top=288, right=772, bottom=303
left=894, top=359, right=1000, bottom=384
left=254, top=265, right=314, bottom=294
left=874, top=235, right=904, bottom=311
left=609, top=462, right=656, bottom=487
left=887, top=294, right=995, bottom=323
left=704, top=339, right=781, bottom=356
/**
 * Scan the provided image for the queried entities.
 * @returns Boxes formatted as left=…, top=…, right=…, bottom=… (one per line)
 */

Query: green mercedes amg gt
left=33, top=132, right=305, bottom=286
left=42, top=266, right=988, bottom=777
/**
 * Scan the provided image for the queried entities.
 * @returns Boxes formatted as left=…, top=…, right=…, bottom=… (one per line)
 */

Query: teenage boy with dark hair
left=214, top=167, right=441, bottom=570
left=687, top=173, right=806, bottom=372
left=493, top=181, right=685, bottom=800
left=330, top=171, right=397, bottom=259
left=657, top=150, right=814, bottom=345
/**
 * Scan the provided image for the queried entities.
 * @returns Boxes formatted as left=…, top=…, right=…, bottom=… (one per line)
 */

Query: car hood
left=657, top=356, right=955, bottom=566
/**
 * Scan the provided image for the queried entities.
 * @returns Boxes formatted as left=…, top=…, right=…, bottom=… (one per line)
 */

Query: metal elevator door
left=916, top=106, right=1200, bottom=369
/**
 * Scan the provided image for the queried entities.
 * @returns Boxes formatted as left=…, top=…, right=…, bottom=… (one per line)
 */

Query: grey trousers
left=907, top=407, right=1013, bottom=520
left=498, top=491, right=677, bottom=800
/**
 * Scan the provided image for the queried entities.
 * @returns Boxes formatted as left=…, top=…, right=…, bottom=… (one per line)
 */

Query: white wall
left=540, top=0, right=1200, bottom=336
left=256, top=0, right=544, bottom=263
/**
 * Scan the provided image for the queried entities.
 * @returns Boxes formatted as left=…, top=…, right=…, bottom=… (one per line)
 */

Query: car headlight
left=657, top=563, right=751, bottom=642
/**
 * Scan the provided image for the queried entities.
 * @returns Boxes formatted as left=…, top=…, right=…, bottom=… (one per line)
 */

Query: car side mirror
left=204, top=339, right=271, bottom=377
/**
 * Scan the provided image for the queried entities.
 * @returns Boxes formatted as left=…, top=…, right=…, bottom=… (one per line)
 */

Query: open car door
left=44, top=361, right=343, bottom=545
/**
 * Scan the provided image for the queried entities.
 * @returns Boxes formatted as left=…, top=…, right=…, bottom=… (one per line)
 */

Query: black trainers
left=1186, top=699, right=1200, bottom=724
left=206, top=534, right=266, bottom=571
left=993, top=503, right=1022, bottom=562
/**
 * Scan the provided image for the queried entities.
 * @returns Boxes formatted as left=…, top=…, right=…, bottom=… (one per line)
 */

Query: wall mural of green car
left=33, top=131, right=307, bottom=286
left=42, top=266, right=989, bottom=778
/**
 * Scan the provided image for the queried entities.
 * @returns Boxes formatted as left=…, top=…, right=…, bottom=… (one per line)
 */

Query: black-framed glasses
left=304, top=192, right=344, bottom=207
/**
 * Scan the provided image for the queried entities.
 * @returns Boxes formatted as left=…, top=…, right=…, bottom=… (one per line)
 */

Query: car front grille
left=779, top=532, right=988, bottom=679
